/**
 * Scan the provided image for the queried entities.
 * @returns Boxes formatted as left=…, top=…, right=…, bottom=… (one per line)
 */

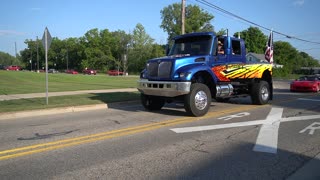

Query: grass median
left=0, top=71, right=138, bottom=95
left=0, top=71, right=140, bottom=113
left=0, top=92, right=140, bottom=113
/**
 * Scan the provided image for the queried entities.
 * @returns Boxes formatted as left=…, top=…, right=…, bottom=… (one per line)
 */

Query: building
left=300, top=67, right=320, bottom=74
left=246, top=52, right=283, bottom=68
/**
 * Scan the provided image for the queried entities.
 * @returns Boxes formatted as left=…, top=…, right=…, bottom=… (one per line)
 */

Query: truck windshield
left=168, top=35, right=212, bottom=56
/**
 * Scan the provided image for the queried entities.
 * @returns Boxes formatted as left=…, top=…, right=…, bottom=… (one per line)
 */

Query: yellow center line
left=0, top=104, right=261, bottom=161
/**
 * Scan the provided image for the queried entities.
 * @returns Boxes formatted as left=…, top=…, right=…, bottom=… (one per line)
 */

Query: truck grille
left=147, top=61, right=172, bottom=78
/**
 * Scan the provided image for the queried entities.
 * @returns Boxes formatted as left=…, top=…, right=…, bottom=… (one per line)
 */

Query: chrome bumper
left=137, top=79, right=191, bottom=97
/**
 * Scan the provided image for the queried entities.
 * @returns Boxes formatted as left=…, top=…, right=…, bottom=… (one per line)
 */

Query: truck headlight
left=140, top=71, right=147, bottom=79
left=179, top=72, right=191, bottom=78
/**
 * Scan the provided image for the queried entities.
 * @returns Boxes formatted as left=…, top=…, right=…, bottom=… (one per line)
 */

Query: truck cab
left=138, top=32, right=272, bottom=116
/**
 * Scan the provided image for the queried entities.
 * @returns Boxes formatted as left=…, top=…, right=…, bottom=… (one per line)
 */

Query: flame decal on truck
left=212, top=64, right=272, bottom=81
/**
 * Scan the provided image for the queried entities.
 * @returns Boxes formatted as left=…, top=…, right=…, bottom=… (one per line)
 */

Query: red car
left=66, top=69, right=78, bottom=74
left=107, top=70, right=124, bottom=76
left=290, top=75, right=320, bottom=92
left=6, top=65, right=21, bottom=71
left=83, top=68, right=96, bottom=75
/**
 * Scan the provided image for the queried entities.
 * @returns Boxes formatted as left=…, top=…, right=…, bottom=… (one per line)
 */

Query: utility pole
left=14, top=42, right=17, bottom=63
left=30, top=50, right=32, bottom=71
left=67, top=49, right=69, bottom=71
left=37, top=36, right=39, bottom=72
left=181, top=0, right=186, bottom=35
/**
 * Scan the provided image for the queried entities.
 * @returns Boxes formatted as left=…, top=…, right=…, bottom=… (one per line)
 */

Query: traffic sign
left=42, top=27, right=51, bottom=105
left=42, top=27, right=52, bottom=49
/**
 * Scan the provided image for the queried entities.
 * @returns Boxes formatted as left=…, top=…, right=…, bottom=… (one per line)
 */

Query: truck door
left=228, top=38, right=245, bottom=64
left=213, top=37, right=228, bottom=66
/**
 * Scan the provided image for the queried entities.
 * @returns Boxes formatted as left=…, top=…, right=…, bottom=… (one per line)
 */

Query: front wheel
left=184, top=83, right=211, bottom=117
left=141, top=94, right=165, bottom=111
left=251, top=81, right=270, bottom=105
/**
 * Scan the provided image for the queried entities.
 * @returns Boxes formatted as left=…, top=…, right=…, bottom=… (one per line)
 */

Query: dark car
left=48, top=69, right=58, bottom=73
left=83, top=68, right=97, bottom=75
left=290, top=75, right=320, bottom=92
left=107, top=70, right=124, bottom=76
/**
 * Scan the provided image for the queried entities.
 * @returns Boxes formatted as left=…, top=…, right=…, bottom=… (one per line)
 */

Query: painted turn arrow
left=171, top=107, right=320, bottom=154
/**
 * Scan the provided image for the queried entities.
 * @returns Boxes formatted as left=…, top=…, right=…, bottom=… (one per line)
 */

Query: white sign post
left=42, top=27, right=52, bottom=105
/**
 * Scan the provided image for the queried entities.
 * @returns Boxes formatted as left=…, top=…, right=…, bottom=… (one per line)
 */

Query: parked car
left=290, top=75, right=320, bottom=92
left=65, top=69, right=78, bottom=74
left=6, top=65, right=21, bottom=71
left=83, top=68, right=97, bottom=75
left=0, top=64, right=5, bottom=70
left=107, top=70, right=124, bottom=76
left=48, top=69, right=58, bottom=73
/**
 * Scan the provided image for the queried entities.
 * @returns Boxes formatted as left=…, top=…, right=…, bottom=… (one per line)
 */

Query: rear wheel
left=141, top=94, right=165, bottom=111
left=251, top=81, right=270, bottom=105
left=184, top=83, right=211, bottom=117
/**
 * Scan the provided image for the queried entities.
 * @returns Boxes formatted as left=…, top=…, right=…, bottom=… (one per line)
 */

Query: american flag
left=265, top=31, right=274, bottom=64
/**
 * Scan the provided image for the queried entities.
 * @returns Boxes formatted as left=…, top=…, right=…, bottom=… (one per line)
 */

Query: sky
left=1, top=0, right=320, bottom=60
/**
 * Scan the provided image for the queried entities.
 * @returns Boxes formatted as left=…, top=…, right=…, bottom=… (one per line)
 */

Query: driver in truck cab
left=218, top=40, right=224, bottom=54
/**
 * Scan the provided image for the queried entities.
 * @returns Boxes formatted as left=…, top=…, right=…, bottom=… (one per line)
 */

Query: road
left=0, top=82, right=319, bottom=179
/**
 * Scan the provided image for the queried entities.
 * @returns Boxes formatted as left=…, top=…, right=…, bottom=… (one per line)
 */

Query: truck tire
left=184, top=83, right=211, bottom=117
left=251, top=81, right=270, bottom=105
left=141, top=94, right=165, bottom=111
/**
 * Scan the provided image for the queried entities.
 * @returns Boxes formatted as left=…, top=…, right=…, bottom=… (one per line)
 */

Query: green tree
left=128, top=23, right=155, bottom=73
left=234, top=27, right=267, bottom=54
left=111, top=30, right=132, bottom=73
left=160, top=3, right=214, bottom=41
left=79, top=28, right=115, bottom=71
left=0, top=51, right=19, bottom=66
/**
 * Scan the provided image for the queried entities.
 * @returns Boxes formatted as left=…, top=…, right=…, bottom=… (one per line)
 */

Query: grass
left=0, top=92, right=140, bottom=113
left=0, top=71, right=139, bottom=95
left=0, top=71, right=140, bottom=113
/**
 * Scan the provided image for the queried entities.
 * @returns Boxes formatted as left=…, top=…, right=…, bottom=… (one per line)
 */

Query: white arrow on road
left=171, top=107, right=320, bottom=154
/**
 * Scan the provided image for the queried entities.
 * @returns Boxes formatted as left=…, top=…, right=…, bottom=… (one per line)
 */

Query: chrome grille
left=147, top=61, right=172, bottom=78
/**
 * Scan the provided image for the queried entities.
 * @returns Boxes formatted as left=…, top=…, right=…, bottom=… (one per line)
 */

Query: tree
left=111, top=30, right=132, bottom=73
left=128, top=23, right=155, bottom=73
left=160, top=3, right=214, bottom=41
left=216, top=28, right=227, bottom=36
left=0, top=51, right=19, bottom=66
left=234, top=27, right=267, bottom=54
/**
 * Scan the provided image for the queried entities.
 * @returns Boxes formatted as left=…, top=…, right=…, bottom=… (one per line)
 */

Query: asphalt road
left=0, top=81, right=319, bottom=179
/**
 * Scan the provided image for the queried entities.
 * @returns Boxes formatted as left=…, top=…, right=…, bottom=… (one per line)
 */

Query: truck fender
left=175, top=63, right=219, bottom=83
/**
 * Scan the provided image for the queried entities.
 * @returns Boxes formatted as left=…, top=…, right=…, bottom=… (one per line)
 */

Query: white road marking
left=298, top=98, right=320, bottom=102
left=253, top=108, right=283, bottom=154
left=171, top=119, right=266, bottom=133
left=299, top=122, right=320, bottom=135
left=218, top=112, right=250, bottom=121
left=170, top=108, right=320, bottom=154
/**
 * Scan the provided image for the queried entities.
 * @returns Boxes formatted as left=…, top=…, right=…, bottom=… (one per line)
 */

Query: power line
left=196, top=0, right=320, bottom=45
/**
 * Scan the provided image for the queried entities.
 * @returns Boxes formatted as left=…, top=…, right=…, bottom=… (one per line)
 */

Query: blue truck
left=138, top=32, right=273, bottom=116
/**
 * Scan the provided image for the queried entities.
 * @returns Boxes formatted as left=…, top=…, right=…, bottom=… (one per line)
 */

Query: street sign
left=42, top=27, right=52, bottom=49
left=42, top=27, right=52, bottom=105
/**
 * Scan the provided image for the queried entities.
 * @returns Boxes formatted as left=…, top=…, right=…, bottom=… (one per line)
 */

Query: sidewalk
left=0, top=88, right=138, bottom=101
left=0, top=88, right=139, bottom=120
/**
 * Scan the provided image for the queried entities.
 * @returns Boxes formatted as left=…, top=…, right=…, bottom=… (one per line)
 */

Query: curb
left=0, top=104, right=109, bottom=120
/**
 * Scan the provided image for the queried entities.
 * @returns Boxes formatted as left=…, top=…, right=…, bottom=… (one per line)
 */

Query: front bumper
left=137, top=79, right=191, bottom=97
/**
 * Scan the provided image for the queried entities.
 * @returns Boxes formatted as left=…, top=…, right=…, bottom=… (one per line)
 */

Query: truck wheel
left=251, top=81, right=270, bottom=105
left=141, top=94, right=165, bottom=111
left=184, top=83, right=211, bottom=117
